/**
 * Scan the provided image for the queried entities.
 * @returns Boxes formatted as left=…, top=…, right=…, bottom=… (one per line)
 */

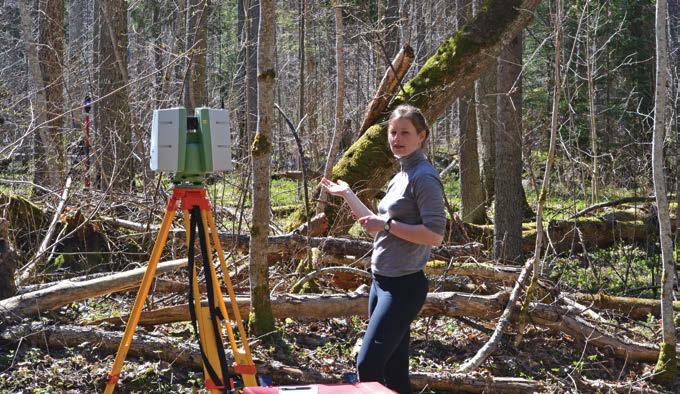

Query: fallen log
left=0, top=259, right=187, bottom=321
left=211, top=232, right=482, bottom=262
left=426, top=260, right=521, bottom=283
left=572, top=292, right=680, bottom=320
left=1, top=321, right=202, bottom=368
left=2, top=322, right=543, bottom=393
left=93, top=291, right=663, bottom=363
left=463, top=217, right=675, bottom=254
left=569, top=195, right=676, bottom=219
left=527, top=302, right=660, bottom=362
left=358, top=45, right=415, bottom=136
left=410, top=372, right=543, bottom=393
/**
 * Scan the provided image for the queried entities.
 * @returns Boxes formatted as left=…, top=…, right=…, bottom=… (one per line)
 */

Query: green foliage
left=550, top=244, right=659, bottom=296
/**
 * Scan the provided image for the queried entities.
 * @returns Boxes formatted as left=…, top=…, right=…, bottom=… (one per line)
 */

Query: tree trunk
left=235, top=0, right=247, bottom=159
left=183, top=0, right=209, bottom=109
left=291, top=0, right=542, bottom=233
left=456, top=0, right=486, bottom=225
left=651, top=0, right=678, bottom=384
left=586, top=4, right=599, bottom=204
left=0, top=321, right=543, bottom=393
left=244, top=0, right=259, bottom=158
left=317, top=0, right=346, bottom=214
left=37, top=0, right=66, bottom=190
left=473, top=0, right=496, bottom=202
left=297, top=0, right=306, bottom=147
left=458, top=95, right=487, bottom=224
left=18, top=0, right=64, bottom=193
left=95, top=0, right=133, bottom=190
left=494, top=34, right=525, bottom=262
left=248, top=0, right=276, bottom=337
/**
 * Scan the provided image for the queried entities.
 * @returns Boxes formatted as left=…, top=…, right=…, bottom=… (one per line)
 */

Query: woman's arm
left=319, top=178, right=374, bottom=219
left=358, top=216, right=443, bottom=246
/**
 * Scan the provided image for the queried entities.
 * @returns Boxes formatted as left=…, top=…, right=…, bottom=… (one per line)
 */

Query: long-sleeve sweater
left=371, top=149, right=446, bottom=277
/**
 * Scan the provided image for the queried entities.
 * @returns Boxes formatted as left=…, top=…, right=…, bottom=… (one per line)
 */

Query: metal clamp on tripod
left=103, top=108, right=256, bottom=393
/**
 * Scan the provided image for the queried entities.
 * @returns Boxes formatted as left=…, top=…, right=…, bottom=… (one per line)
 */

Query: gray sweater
left=371, top=150, right=446, bottom=277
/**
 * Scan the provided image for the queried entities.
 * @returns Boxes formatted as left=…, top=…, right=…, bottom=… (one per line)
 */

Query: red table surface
left=243, top=382, right=396, bottom=393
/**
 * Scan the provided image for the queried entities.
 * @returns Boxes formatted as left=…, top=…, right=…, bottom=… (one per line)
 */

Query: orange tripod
left=104, top=187, right=257, bottom=393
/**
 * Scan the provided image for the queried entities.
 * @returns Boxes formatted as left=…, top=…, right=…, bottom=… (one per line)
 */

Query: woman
left=320, top=104, right=446, bottom=394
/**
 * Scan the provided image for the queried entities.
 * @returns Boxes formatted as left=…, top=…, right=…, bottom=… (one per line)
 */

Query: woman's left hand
left=358, top=215, right=386, bottom=233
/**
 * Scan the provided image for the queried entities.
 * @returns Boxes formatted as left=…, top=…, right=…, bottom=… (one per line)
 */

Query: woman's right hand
left=320, top=177, right=352, bottom=197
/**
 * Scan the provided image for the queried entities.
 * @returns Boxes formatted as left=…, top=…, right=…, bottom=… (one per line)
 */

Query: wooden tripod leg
left=103, top=205, right=176, bottom=394
left=204, top=209, right=258, bottom=387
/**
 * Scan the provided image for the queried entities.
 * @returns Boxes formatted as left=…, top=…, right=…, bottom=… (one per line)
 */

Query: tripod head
left=150, top=107, right=232, bottom=186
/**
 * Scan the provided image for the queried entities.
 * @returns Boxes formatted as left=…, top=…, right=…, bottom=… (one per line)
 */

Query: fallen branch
left=358, top=45, right=415, bottom=136
left=457, top=257, right=534, bottom=372
left=17, top=174, right=73, bottom=285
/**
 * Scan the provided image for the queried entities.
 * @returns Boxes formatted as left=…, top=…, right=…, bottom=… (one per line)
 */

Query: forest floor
left=1, top=179, right=679, bottom=393
left=0, top=263, right=675, bottom=393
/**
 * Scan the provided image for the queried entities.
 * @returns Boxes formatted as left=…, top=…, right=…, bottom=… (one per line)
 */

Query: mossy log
left=97, top=291, right=662, bottom=363
left=0, top=192, right=49, bottom=253
left=572, top=292, right=680, bottom=320
left=462, top=217, right=673, bottom=254
left=289, top=0, right=542, bottom=233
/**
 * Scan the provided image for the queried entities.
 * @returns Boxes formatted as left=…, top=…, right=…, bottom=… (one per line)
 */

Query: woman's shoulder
left=411, top=160, right=440, bottom=180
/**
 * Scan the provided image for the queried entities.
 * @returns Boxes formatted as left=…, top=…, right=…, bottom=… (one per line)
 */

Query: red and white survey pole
left=83, top=96, right=92, bottom=189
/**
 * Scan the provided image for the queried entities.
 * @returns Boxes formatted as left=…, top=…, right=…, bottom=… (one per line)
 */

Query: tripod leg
left=204, top=209, right=258, bottom=387
left=104, top=206, right=176, bottom=394
left=190, top=206, right=230, bottom=393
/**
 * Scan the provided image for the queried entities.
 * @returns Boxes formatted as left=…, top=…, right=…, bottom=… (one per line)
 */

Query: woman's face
left=388, top=117, right=426, bottom=158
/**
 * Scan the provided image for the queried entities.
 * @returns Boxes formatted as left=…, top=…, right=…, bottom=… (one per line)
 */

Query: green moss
left=258, top=69, right=276, bottom=80
left=251, top=132, right=271, bottom=156
left=0, top=192, right=48, bottom=253
left=290, top=255, right=320, bottom=294
left=285, top=208, right=310, bottom=233
left=390, top=0, right=522, bottom=111
left=653, top=343, right=678, bottom=386
left=248, top=310, right=276, bottom=341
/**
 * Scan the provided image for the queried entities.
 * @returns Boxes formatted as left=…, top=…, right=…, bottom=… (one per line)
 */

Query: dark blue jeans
left=356, top=271, right=428, bottom=394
